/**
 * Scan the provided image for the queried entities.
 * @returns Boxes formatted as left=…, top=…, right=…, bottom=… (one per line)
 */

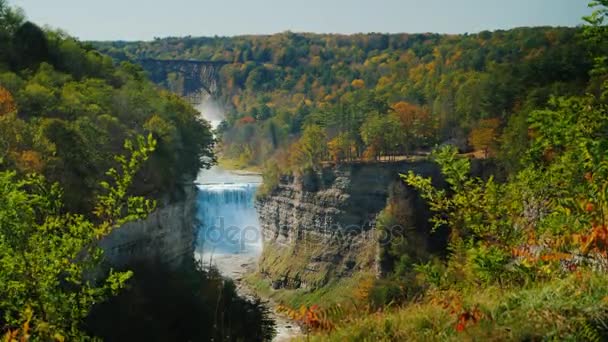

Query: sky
left=10, top=0, right=593, bottom=41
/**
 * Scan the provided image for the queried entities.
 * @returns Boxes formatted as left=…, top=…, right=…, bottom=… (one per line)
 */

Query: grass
left=302, top=271, right=608, bottom=341
left=256, top=238, right=332, bottom=288
left=217, top=156, right=262, bottom=173
left=245, top=271, right=373, bottom=309
left=244, top=231, right=378, bottom=313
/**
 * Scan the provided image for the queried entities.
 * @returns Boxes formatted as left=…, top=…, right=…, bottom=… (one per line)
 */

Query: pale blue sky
left=10, top=0, right=592, bottom=41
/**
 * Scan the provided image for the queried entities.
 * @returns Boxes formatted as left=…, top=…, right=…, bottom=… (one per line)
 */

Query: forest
left=0, top=0, right=274, bottom=340
left=96, top=25, right=591, bottom=176
left=2, top=0, right=608, bottom=339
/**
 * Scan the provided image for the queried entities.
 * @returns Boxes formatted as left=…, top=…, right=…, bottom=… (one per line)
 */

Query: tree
left=289, top=124, right=327, bottom=172
left=11, top=22, right=49, bottom=70
left=583, top=0, right=608, bottom=79
left=360, top=114, right=400, bottom=160
left=0, top=135, right=156, bottom=340
left=391, top=101, right=435, bottom=152
left=328, top=132, right=356, bottom=163
left=18, top=82, right=57, bottom=118
left=0, top=0, right=24, bottom=35
left=0, top=85, right=15, bottom=115
left=468, top=118, right=500, bottom=158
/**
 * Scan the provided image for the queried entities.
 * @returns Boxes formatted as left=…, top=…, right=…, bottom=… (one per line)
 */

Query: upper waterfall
left=195, top=169, right=262, bottom=256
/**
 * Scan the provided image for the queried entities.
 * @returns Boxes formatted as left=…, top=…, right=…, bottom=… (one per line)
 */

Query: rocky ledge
left=99, top=184, right=198, bottom=269
left=255, top=160, right=443, bottom=289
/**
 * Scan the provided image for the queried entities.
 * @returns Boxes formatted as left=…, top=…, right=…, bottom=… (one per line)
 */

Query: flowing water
left=194, top=167, right=263, bottom=275
left=194, top=99, right=301, bottom=341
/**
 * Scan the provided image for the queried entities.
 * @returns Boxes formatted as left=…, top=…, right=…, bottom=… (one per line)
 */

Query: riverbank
left=217, top=156, right=264, bottom=174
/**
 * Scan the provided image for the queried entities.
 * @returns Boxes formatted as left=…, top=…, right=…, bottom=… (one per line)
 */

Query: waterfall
left=194, top=95, right=262, bottom=264
left=196, top=181, right=262, bottom=256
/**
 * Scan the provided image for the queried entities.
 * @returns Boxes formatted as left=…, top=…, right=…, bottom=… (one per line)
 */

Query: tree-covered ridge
left=0, top=0, right=215, bottom=213
left=95, top=26, right=591, bottom=171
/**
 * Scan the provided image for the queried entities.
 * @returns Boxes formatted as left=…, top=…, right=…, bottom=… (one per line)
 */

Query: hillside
left=0, top=8, right=215, bottom=213
left=94, top=27, right=591, bottom=172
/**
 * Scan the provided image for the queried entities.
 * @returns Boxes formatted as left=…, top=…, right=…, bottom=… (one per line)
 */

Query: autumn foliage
left=238, top=115, right=256, bottom=125
left=351, top=79, right=365, bottom=89
left=468, top=118, right=500, bottom=158
left=0, top=86, right=16, bottom=116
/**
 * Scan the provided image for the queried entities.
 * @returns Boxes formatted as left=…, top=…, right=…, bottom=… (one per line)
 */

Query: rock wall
left=255, top=160, right=443, bottom=289
left=99, top=184, right=197, bottom=269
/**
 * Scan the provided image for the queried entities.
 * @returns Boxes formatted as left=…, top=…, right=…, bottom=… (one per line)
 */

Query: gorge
left=2, top=2, right=604, bottom=338
left=118, top=57, right=455, bottom=340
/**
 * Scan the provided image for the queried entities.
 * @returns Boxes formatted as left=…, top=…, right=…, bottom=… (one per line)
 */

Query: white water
left=193, top=95, right=263, bottom=263
left=195, top=180, right=262, bottom=257
left=194, top=98, right=301, bottom=341
left=195, top=95, right=224, bottom=129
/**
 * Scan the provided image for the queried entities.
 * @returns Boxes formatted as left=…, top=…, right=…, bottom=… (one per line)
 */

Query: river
left=193, top=166, right=301, bottom=341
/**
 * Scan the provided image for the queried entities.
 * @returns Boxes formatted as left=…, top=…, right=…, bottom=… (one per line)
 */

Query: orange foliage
left=276, top=304, right=336, bottom=332
left=391, top=101, right=434, bottom=140
left=362, top=146, right=377, bottom=161
left=2, top=307, right=33, bottom=342
left=12, top=150, right=45, bottom=173
left=238, top=116, right=256, bottom=125
left=392, top=101, right=429, bottom=127
left=577, top=225, right=608, bottom=255
left=455, top=306, right=483, bottom=332
left=327, top=134, right=356, bottom=163
left=512, top=224, right=608, bottom=268
left=430, top=292, right=485, bottom=333
left=0, top=86, right=17, bottom=116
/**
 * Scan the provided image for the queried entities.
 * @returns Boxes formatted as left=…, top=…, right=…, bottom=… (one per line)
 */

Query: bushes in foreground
left=86, top=259, right=275, bottom=342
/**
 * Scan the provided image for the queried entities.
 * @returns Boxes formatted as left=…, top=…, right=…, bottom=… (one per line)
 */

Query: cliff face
left=255, top=161, right=443, bottom=289
left=99, top=184, right=197, bottom=269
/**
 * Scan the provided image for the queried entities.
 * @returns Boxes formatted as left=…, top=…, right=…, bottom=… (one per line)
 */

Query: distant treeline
left=95, top=27, right=591, bottom=173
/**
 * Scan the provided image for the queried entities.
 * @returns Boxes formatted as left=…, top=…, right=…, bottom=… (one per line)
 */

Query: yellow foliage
left=351, top=79, right=365, bottom=89
left=327, top=133, right=356, bottom=163
left=310, top=56, right=322, bottom=67
left=291, top=93, right=305, bottom=104
left=468, top=118, right=500, bottom=158
left=232, top=95, right=241, bottom=108
left=353, top=276, right=375, bottom=303
left=323, top=94, right=336, bottom=102
left=376, top=76, right=392, bottom=89
left=446, top=49, right=463, bottom=66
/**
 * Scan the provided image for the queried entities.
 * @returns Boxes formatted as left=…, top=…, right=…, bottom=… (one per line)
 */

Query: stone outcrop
left=99, top=184, right=197, bottom=269
left=137, top=59, right=227, bottom=101
left=255, top=160, right=443, bottom=289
